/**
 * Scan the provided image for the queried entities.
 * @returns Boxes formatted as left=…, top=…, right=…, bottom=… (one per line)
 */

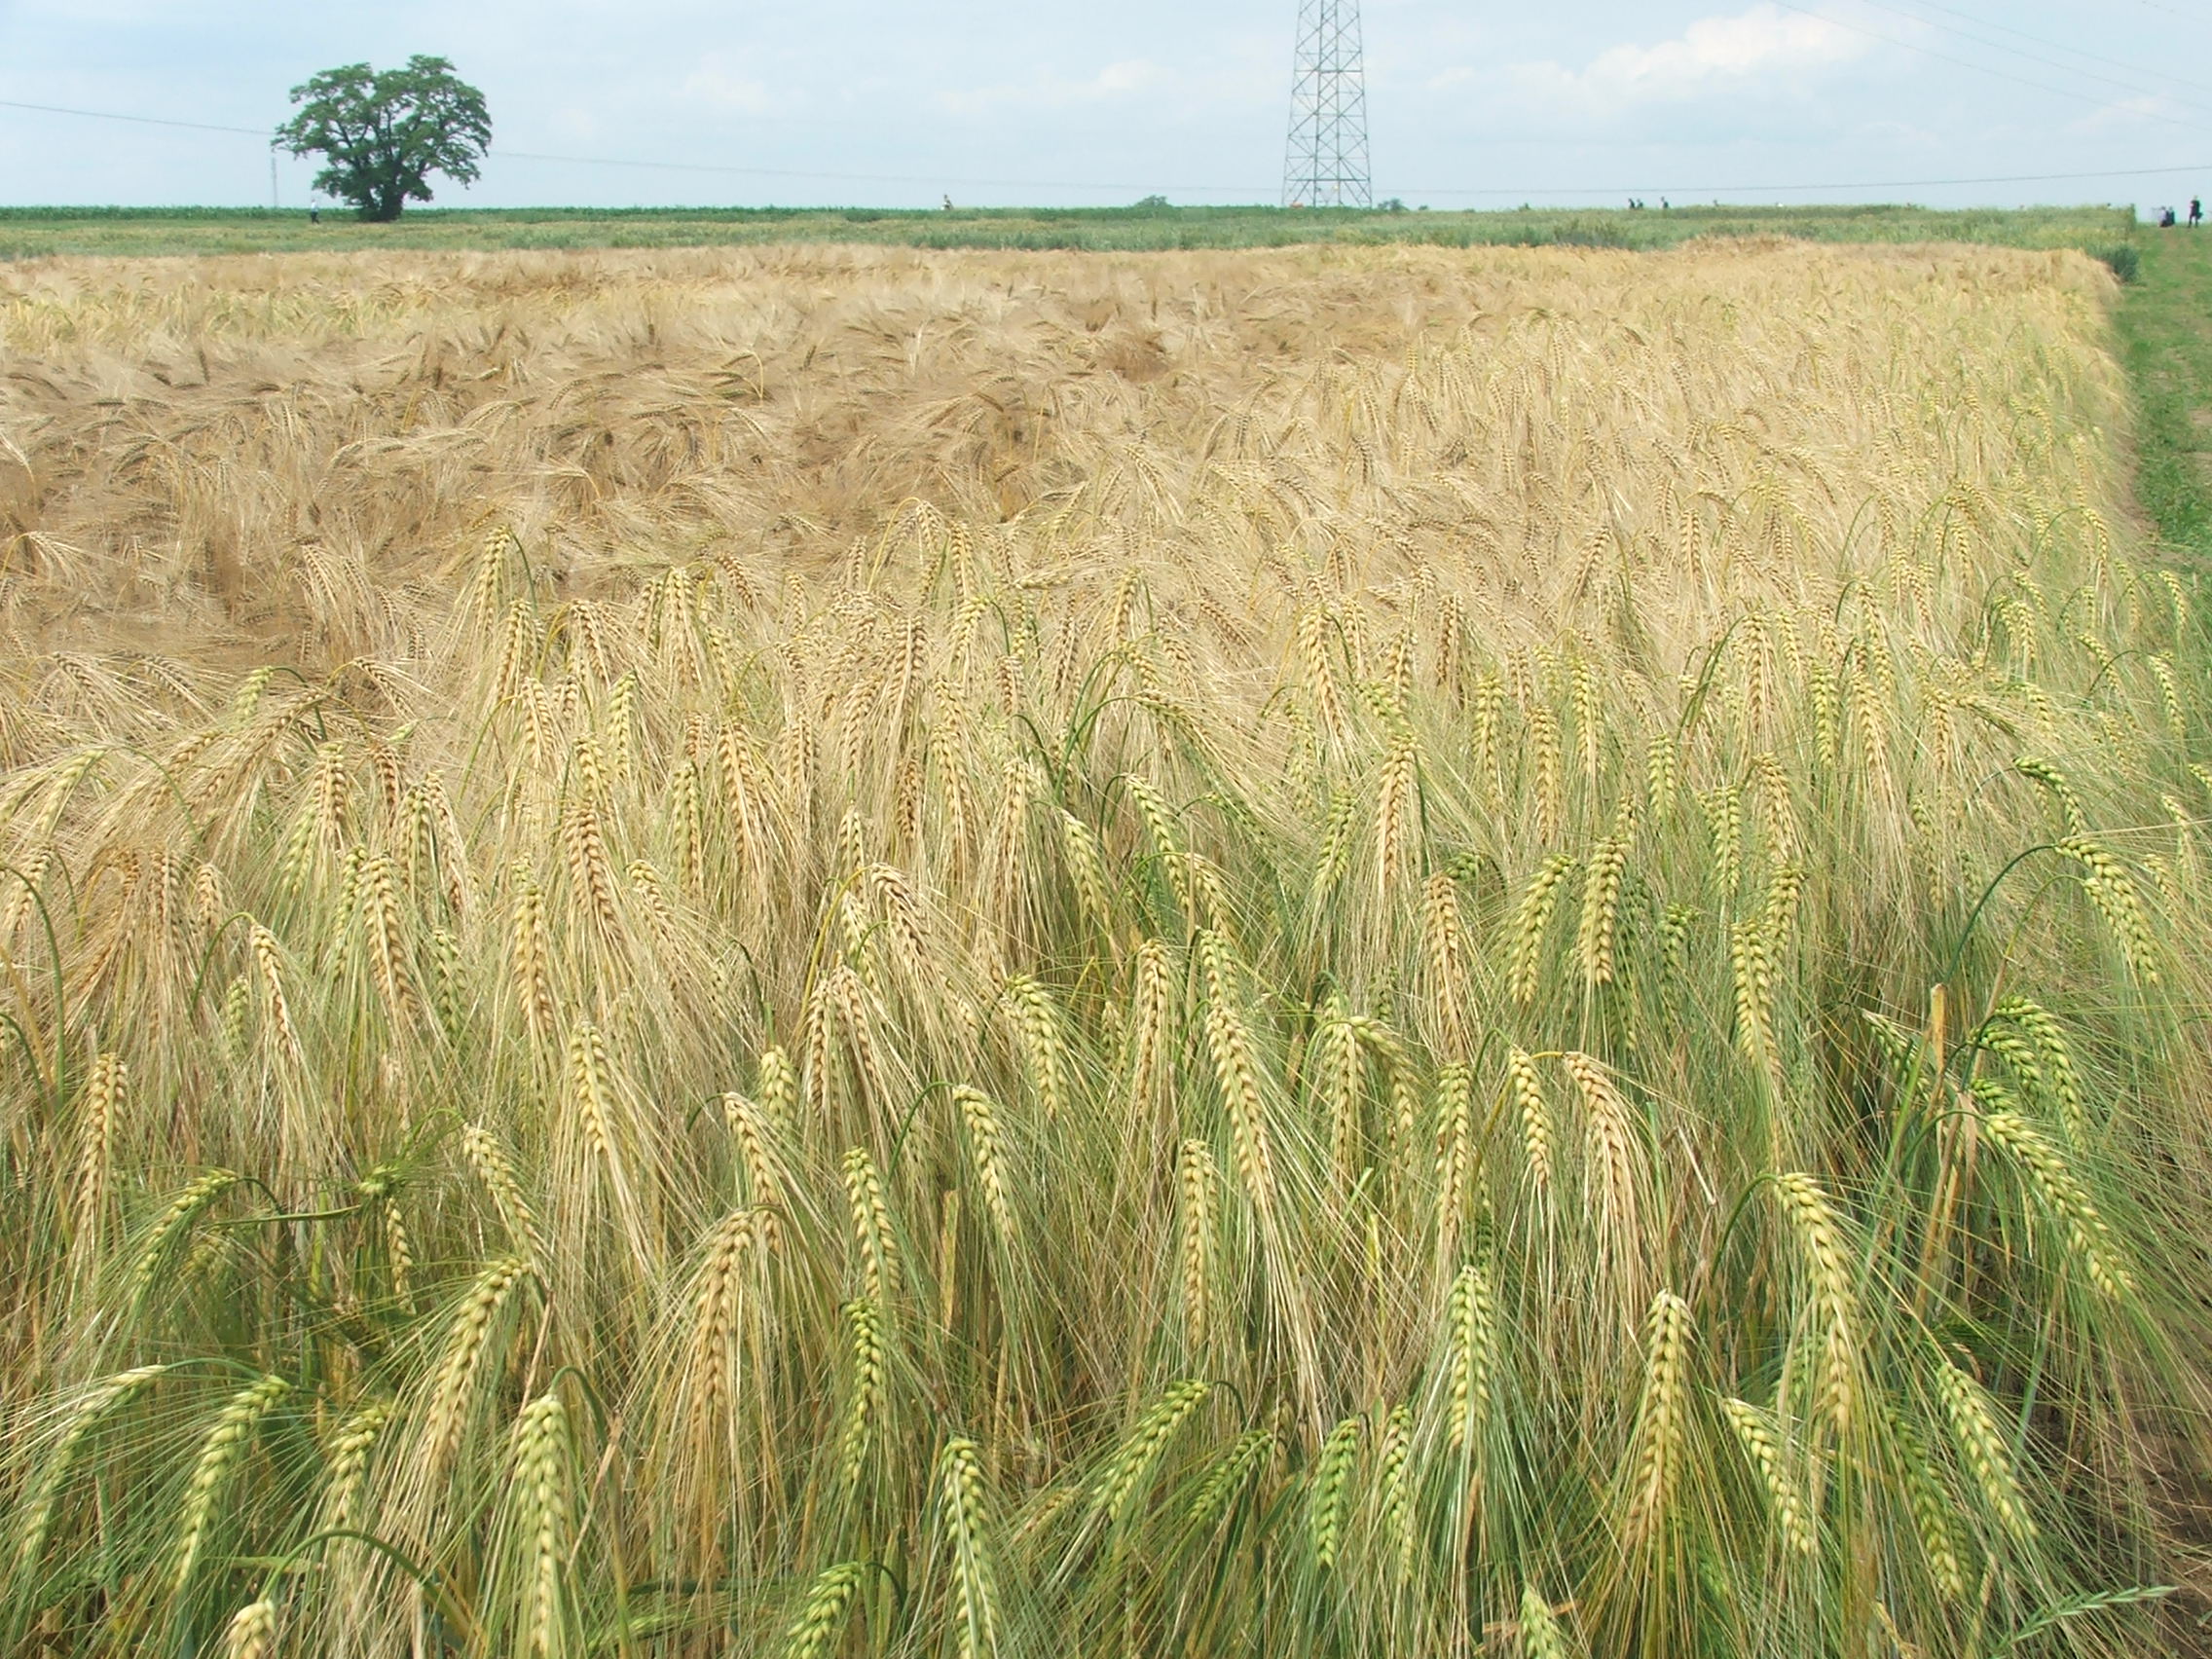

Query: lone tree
left=275, top=55, right=491, bottom=222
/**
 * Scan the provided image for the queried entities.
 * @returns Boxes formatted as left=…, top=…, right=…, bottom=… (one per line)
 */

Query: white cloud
left=1092, top=59, right=1166, bottom=95
left=2065, top=93, right=2181, bottom=136
left=681, top=59, right=788, bottom=115
left=935, top=57, right=1173, bottom=117
left=1502, top=5, right=1873, bottom=104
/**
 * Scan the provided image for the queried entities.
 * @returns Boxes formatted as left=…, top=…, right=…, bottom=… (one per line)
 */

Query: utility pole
left=1282, top=0, right=1372, bottom=208
left=270, top=151, right=279, bottom=210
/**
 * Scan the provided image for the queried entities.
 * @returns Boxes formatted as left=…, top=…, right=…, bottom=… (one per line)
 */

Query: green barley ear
left=837, top=1299, right=886, bottom=1491
left=1177, top=1139, right=1218, bottom=1354
left=1978, top=1105, right=2136, bottom=1302
left=997, top=975, right=1069, bottom=1123
left=1931, top=1355, right=2035, bottom=1546
left=1375, top=726, right=1419, bottom=893
left=1510, top=854, right=1577, bottom=1004
left=940, top=1438, right=1000, bottom=1659
left=499, top=1391, right=578, bottom=1659
left=756, top=1045, right=797, bottom=1126
left=70, top=1051, right=123, bottom=1254
left=320, top=1399, right=391, bottom=1532
left=1721, top=1396, right=1813, bottom=1555
left=220, top=1599, right=277, bottom=1659
left=1508, top=1047, right=1556, bottom=1194
left=2055, top=837, right=2161, bottom=983
left=1446, top=1261, right=1496, bottom=1455
left=130, top=1169, right=240, bottom=1314
left=2014, top=756, right=2088, bottom=835
left=174, top=1373, right=291, bottom=1596
left=462, top=1124, right=542, bottom=1261
left=1308, top=1415, right=1363, bottom=1569
left=1093, top=1381, right=1213, bottom=1527
left=783, top=1562, right=867, bottom=1659
left=1773, top=1173, right=1857, bottom=1438
left=1576, top=826, right=1628, bottom=987
left=840, top=1145, right=898, bottom=1306
left=1622, top=1290, right=1693, bottom=1547
left=1520, top=1583, right=1580, bottom=1659
left=953, top=1087, right=1017, bottom=1245
left=1198, top=933, right=1279, bottom=1222
left=424, top=1256, right=532, bottom=1475
left=1991, top=995, right=2086, bottom=1143
left=1187, top=1428, right=1277, bottom=1533
left=1313, top=783, right=1358, bottom=902
left=1057, top=809, right=1112, bottom=934
left=13, top=1366, right=166, bottom=1583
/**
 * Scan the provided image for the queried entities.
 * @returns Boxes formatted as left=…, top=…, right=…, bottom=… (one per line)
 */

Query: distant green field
left=0, top=201, right=2143, bottom=260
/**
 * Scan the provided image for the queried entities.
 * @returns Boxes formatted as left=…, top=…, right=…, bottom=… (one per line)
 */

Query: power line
left=0, top=96, right=268, bottom=136
left=1886, top=0, right=2208, bottom=98
left=2, top=89, right=2205, bottom=203
left=0, top=96, right=1259, bottom=192
left=490, top=147, right=1247, bottom=192
left=1399, top=162, right=2210, bottom=198
left=1769, top=1, right=2212, bottom=135
left=1849, top=0, right=2212, bottom=116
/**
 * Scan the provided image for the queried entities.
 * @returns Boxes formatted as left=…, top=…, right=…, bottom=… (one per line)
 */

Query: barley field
left=1, top=241, right=2208, bottom=1657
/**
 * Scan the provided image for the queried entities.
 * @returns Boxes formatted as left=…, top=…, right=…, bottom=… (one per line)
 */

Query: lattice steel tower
left=1282, top=0, right=1371, bottom=207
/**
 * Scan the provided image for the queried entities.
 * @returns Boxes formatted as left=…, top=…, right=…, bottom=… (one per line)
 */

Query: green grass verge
left=0, top=200, right=2137, bottom=259
left=2115, top=230, right=2212, bottom=564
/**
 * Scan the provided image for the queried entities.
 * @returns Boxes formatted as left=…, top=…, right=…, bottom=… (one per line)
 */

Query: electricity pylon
left=1282, top=0, right=1372, bottom=208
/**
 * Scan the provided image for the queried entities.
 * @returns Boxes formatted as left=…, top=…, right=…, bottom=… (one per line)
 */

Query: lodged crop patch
left=0, top=243, right=2208, bottom=1656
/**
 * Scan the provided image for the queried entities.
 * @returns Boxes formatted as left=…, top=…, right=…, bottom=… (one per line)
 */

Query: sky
left=1, top=0, right=2210, bottom=214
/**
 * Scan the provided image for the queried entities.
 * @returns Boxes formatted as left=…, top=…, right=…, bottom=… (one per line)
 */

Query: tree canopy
left=275, top=56, right=491, bottom=222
